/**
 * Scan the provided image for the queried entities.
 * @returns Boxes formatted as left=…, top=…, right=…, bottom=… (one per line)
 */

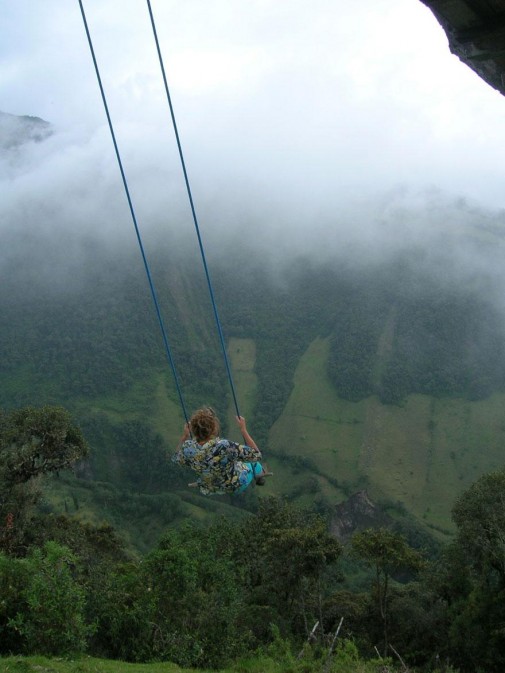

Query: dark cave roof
left=421, top=0, right=505, bottom=95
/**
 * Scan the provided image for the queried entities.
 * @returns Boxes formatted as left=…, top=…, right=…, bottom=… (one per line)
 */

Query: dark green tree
left=452, top=469, right=505, bottom=582
left=238, top=498, right=343, bottom=641
left=444, top=468, right=505, bottom=672
left=352, top=527, right=424, bottom=657
left=89, top=560, right=154, bottom=662
left=0, top=406, right=88, bottom=553
left=143, top=522, right=249, bottom=668
left=0, top=551, right=30, bottom=653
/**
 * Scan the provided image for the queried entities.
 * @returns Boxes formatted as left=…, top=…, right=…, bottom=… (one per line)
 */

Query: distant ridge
left=0, top=110, right=53, bottom=149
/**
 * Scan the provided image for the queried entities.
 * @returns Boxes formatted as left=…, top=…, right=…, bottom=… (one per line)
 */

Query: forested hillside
left=2, top=220, right=505, bottom=541
left=3, top=113, right=505, bottom=672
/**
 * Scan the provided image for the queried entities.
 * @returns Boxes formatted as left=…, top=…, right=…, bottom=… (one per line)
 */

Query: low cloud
left=2, top=0, right=505, bottom=304
left=2, top=114, right=505, bottom=314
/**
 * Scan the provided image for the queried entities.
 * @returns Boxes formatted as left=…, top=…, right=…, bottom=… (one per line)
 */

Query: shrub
left=11, top=541, right=92, bottom=655
left=0, top=552, right=30, bottom=653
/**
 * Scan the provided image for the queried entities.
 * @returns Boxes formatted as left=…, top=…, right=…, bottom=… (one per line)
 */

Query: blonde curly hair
left=190, top=407, right=220, bottom=443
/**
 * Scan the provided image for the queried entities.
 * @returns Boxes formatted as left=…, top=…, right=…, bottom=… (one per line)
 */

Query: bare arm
left=172, top=423, right=193, bottom=465
left=178, top=422, right=191, bottom=447
left=233, top=416, right=261, bottom=461
left=236, top=416, right=258, bottom=449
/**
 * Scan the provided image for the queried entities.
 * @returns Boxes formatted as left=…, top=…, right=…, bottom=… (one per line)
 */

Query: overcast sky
left=2, top=0, right=505, bottom=265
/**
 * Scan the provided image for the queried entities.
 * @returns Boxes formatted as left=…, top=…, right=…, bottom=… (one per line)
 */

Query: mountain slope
left=266, top=336, right=505, bottom=533
left=0, top=110, right=52, bottom=149
left=3, top=223, right=505, bottom=542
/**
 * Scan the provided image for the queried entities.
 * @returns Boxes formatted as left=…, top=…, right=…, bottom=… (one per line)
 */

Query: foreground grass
left=0, top=656, right=192, bottom=673
left=0, top=656, right=288, bottom=673
left=0, top=654, right=388, bottom=673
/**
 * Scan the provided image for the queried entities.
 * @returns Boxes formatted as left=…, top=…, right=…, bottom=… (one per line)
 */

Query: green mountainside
left=2, top=225, right=505, bottom=546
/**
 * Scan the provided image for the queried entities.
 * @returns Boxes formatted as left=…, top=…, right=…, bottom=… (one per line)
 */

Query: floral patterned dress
left=173, top=437, right=262, bottom=495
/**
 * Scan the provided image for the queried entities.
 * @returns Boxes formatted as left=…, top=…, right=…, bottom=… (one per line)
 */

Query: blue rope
left=146, top=0, right=241, bottom=419
left=78, top=0, right=191, bottom=427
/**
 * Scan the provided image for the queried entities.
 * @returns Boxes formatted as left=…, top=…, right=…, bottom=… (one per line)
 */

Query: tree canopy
left=0, top=406, right=88, bottom=553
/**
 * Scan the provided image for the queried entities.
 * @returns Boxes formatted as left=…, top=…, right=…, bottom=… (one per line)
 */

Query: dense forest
left=3, top=236, right=505, bottom=430
left=1, top=406, right=505, bottom=672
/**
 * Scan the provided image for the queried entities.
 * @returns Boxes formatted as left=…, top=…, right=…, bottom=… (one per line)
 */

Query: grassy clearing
left=269, top=336, right=505, bottom=530
left=150, top=372, right=187, bottom=443
left=226, top=338, right=258, bottom=436
left=268, top=337, right=364, bottom=502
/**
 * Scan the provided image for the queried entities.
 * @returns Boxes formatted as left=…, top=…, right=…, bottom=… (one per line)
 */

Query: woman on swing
left=173, top=407, right=271, bottom=495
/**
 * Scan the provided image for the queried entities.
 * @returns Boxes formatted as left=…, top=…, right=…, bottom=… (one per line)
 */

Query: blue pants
left=235, top=462, right=263, bottom=494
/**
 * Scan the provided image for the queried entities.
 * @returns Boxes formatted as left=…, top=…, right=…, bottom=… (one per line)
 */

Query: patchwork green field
left=39, top=330, right=505, bottom=542
left=267, top=336, right=505, bottom=531
left=5, top=242, right=505, bottom=544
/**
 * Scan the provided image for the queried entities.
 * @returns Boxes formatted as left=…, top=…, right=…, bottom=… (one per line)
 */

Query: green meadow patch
left=268, top=336, right=505, bottom=530
left=226, top=338, right=258, bottom=431
left=0, top=654, right=394, bottom=673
